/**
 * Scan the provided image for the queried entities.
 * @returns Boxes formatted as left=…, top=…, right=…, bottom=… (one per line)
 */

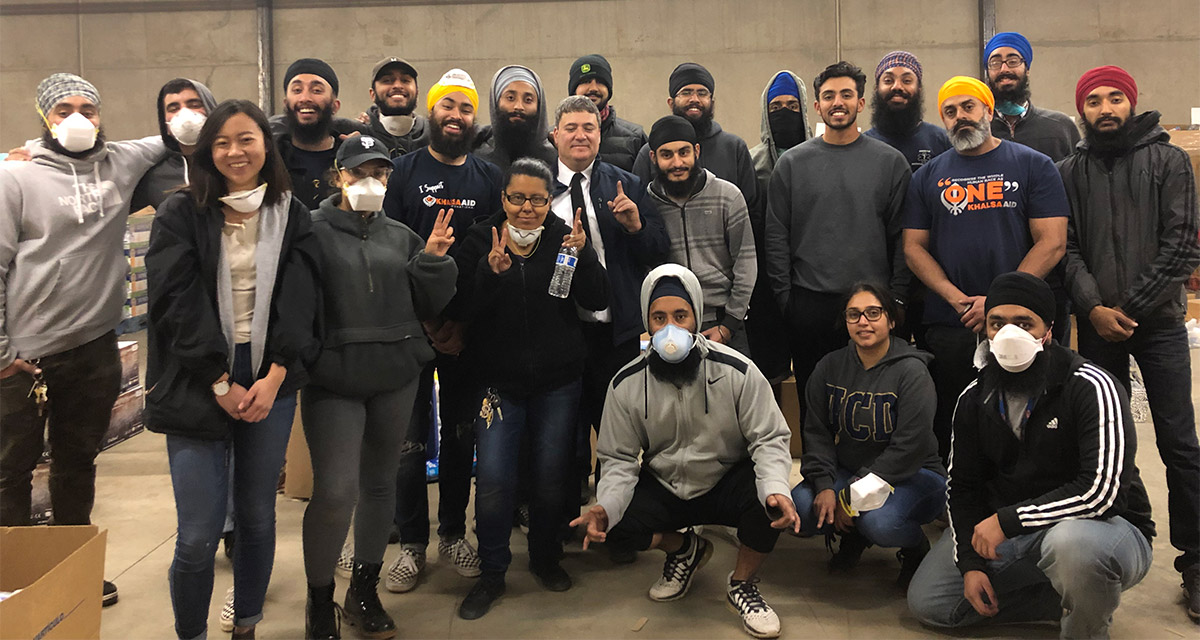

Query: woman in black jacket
left=146, top=99, right=313, bottom=640
left=297, top=136, right=457, bottom=640
left=448, top=158, right=607, bottom=619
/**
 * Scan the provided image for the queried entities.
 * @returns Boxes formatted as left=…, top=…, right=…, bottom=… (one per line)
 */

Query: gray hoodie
left=749, top=70, right=812, bottom=201
left=475, top=65, right=557, bottom=170
left=596, top=264, right=793, bottom=529
left=130, top=79, right=218, bottom=212
left=0, top=136, right=167, bottom=366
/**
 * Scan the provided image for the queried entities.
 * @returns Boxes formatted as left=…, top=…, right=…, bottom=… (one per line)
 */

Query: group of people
left=1, top=28, right=1197, bottom=640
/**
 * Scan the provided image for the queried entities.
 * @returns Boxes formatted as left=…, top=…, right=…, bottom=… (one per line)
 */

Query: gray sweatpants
left=301, top=380, right=419, bottom=586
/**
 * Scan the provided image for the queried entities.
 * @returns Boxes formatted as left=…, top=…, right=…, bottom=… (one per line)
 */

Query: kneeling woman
left=146, top=99, right=313, bottom=640
left=300, top=136, right=458, bottom=639
left=450, top=158, right=607, bottom=619
left=790, top=283, right=946, bottom=588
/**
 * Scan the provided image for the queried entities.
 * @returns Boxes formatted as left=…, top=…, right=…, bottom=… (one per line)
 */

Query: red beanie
left=1075, top=65, right=1138, bottom=114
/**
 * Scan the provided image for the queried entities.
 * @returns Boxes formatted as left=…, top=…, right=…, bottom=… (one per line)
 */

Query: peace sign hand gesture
left=488, top=225, right=513, bottom=274
left=562, top=208, right=586, bottom=250
left=607, top=181, right=642, bottom=233
left=425, top=208, right=456, bottom=257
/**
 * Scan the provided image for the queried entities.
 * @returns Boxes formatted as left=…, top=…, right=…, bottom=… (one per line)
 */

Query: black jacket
left=597, top=107, right=647, bottom=173
left=1059, top=111, right=1200, bottom=323
left=144, top=191, right=314, bottom=440
left=452, top=211, right=608, bottom=395
left=948, top=344, right=1154, bottom=575
left=550, top=160, right=669, bottom=345
left=991, top=102, right=1080, bottom=163
left=300, top=195, right=458, bottom=397
left=363, top=106, right=431, bottom=158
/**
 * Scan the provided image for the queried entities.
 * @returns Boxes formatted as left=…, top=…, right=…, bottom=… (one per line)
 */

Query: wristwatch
left=212, top=379, right=231, bottom=397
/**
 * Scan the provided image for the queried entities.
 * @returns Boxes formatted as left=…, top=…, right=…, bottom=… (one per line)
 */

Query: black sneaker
left=896, top=536, right=931, bottom=589
left=1183, top=565, right=1199, bottom=623
left=102, top=580, right=118, bottom=607
left=530, top=561, right=572, bottom=592
left=828, top=530, right=869, bottom=573
left=648, top=531, right=712, bottom=602
left=458, top=574, right=506, bottom=620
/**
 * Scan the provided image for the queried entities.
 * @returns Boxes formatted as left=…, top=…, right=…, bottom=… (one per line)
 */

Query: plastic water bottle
left=548, top=246, right=579, bottom=298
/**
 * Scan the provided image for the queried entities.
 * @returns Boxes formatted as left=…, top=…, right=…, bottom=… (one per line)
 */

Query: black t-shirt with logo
left=287, top=146, right=338, bottom=210
left=383, top=148, right=503, bottom=255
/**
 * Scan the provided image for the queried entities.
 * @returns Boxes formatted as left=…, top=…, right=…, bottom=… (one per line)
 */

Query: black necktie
left=570, top=172, right=590, bottom=239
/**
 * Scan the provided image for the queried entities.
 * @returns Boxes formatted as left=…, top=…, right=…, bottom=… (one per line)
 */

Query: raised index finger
left=616, top=180, right=626, bottom=197
left=573, top=209, right=584, bottom=234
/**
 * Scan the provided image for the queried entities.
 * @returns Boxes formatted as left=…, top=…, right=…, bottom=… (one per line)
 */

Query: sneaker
left=102, top=580, right=118, bottom=607
left=385, top=545, right=426, bottom=593
left=648, top=531, right=712, bottom=602
left=514, top=505, right=531, bottom=535
left=335, top=541, right=354, bottom=579
left=828, top=529, right=869, bottom=573
left=438, top=536, right=482, bottom=578
left=220, top=586, right=235, bottom=632
left=1183, top=565, right=1199, bottom=623
left=896, top=537, right=931, bottom=589
left=458, top=573, right=506, bottom=620
left=529, top=561, right=572, bottom=592
left=726, top=573, right=780, bottom=639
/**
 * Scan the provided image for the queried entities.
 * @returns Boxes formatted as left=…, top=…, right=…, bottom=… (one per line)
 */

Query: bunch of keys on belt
left=26, top=359, right=47, bottom=416
left=480, top=388, right=503, bottom=429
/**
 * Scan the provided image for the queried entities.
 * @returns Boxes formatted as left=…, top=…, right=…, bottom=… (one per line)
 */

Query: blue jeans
left=908, top=517, right=1152, bottom=639
left=166, top=344, right=296, bottom=640
left=474, top=379, right=581, bottom=574
left=791, top=467, right=946, bottom=548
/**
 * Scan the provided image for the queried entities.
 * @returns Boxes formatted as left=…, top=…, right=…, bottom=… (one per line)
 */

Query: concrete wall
left=2, top=0, right=1198, bottom=151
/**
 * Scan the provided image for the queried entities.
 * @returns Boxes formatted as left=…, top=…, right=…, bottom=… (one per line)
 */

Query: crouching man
left=571, top=264, right=798, bottom=639
left=908, top=271, right=1155, bottom=638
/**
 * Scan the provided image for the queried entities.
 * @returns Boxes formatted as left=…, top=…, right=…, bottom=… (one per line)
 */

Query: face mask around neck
left=506, top=222, right=543, bottom=248
left=219, top=182, right=267, bottom=213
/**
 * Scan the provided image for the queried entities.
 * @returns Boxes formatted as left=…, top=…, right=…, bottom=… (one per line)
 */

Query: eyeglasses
left=503, top=192, right=549, bottom=207
left=986, top=56, right=1025, bottom=70
left=845, top=306, right=884, bottom=323
left=345, top=166, right=392, bottom=181
left=676, top=88, right=711, bottom=100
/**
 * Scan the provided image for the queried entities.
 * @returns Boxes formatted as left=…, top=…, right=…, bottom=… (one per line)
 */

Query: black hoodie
left=800, top=338, right=944, bottom=494
left=130, top=79, right=218, bottom=211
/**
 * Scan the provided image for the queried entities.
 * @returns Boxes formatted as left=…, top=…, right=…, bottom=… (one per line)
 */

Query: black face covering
left=647, top=348, right=702, bottom=388
left=768, top=108, right=804, bottom=150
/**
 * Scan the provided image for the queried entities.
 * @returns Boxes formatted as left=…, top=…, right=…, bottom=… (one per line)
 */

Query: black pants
left=575, top=323, right=640, bottom=491
left=1077, top=317, right=1200, bottom=571
left=783, top=287, right=847, bottom=432
left=0, top=331, right=120, bottom=525
left=607, top=459, right=782, bottom=554
left=923, top=324, right=980, bottom=464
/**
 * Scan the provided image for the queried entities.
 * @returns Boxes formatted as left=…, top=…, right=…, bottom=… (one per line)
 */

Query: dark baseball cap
left=372, top=57, right=418, bottom=83
left=336, top=135, right=391, bottom=169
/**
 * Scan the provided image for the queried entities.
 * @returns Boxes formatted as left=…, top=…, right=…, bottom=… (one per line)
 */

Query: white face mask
left=989, top=323, right=1046, bottom=372
left=219, top=183, right=267, bottom=213
left=51, top=112, right=98, bottom=152
left=344, top=176, right=387, bottom=212
left=167, top=108, right=206, bottom=146
left=507, top=222, right=543, bottom=248
left=378, top=114, right=415, bottom=136
left=651, top=323, right=694, bottom=364
left=844, top=473, right=894, bottom=514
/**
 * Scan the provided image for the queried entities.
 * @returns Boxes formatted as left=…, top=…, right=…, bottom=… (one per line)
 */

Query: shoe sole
left=102, top=593, right=118, bottom=607
left=453, top=565, right=483, bottom=578
left=341, top=614, right=396, bottom=640
left=725, top=600, right=780, bottom=639
left=384, top=579, right=418, bottom=594
left=648, top=538, right=713, bottom=602
left=336, top=566, right=353, bottom=579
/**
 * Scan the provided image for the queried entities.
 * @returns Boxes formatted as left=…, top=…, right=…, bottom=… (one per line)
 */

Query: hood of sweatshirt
left=155, top=78, right=218, bottom=153
left=639, top=263, right=705, bottom=332
left=1075, top=110, right=1166, bottom=153
left=487, top=65, right=550, bottom=151
left=756, top=70, right=812, bottom=163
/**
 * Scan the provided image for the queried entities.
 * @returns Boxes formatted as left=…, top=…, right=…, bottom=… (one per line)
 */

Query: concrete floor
left=90, top=349, right=1200, bottom=639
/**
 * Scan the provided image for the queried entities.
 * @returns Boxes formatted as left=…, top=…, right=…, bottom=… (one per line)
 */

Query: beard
left=582, top=89, right=609, bottom=112
left=821, top=107, right=858, bottom=131
left=647, top=348, right=702, bottom=388
left=1083, top=115, right=1135, bottom=157
left=285, top=100, right=336, bottom=146
left=428, top=113, right=477, bottom=158
left=989, top=72, right=1031, bottom=106
left=493, top=107, right=541, bottom=154
left=42, top=126, right=106, bottom=159
left=374, top=93, right=415, bottom=117
left=949, top=116, right=991, bottom=152
left=672, top=101, right=715, bottom=135
left=870, top=86, right=925, bottom=136
left=981, top=350, right=1050, bottom=396
left=659, top=163, right=700, bottom=199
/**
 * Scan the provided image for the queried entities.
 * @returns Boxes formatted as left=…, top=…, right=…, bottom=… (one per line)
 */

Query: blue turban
left=984, top=32, right=1033, bottom=69
left=767, top=72, right=799, bottom=103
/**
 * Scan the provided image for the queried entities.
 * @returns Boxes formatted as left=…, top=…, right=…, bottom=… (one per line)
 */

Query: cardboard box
left=779, top=378, right=802, bottom=458
left=101, top=387, right=144, bottom=452
left=283, top=395, right=313, bottom=499
left=118, top=340, right=139, bottom=392
left=1188, top=297, right=1200, bottom=323
left=123, top=243, right=149, bottom=269
left=128, top=266, right=148, bottom=294
left=0, top=525, right=106, bottom=640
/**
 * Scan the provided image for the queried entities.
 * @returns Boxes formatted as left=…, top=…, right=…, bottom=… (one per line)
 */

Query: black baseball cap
left=336, top=136, right=391, bottom=169
left=372, top=57, right=418, bottom=83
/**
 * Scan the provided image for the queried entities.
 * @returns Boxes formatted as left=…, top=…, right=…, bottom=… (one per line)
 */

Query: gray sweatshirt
left=0, top=137, right=167, bottom=366
left=596, top=264, right=793, bottom=529
left=648, top=169, right=757, bottom=335
left=765, top=135, right=911, bottom=304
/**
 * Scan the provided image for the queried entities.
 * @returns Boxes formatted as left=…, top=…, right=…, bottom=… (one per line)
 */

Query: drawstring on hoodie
left=66, top=162, right=104, bottom=224
left=68, top=163, right=84, bottom=223
left=93, top=162, right=104, bottom=218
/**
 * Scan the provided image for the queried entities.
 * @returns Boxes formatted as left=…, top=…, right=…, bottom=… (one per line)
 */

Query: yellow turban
left=937, top=76, right=995, bottom=112
left=426, top=68, right=478, bottom=112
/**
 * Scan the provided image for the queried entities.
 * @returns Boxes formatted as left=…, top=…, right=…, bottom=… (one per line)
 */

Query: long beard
left=647, top=348, right=702, bottom=388
left=285, top=101, right=335, bottom=146
left=981, top=350, right=1050, bottom=396
left=42, top=126, right=107, bottom=159
left=672, top=101, right=715, bottom=137
left=949, top=117, right=991, bottom=152
left=659, top=164, right=699, bottom=199
left=428, top=115, right=476, bottom=158
left=1083, top=116, right=1135, bottom=158
left=493, top=108, right=540, bottom=154
left=870, top=86, right=924, bottom=136
left=989, top=72, right=1031, bottom=107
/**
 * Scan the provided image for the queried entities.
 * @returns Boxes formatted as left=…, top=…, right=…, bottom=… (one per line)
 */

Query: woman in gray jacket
left=296, top=136, right=457, bottom=639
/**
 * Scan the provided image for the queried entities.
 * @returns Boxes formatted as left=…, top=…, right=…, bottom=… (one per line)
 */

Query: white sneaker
left=648, top=530, right=712, bottom=602
left=219, top=586, right=235, bottom=632
left=726, top=572, right=780, bottom=639
left=438, top=536, right=482, bottom=578
left=335, top=541, right=354, bottom=579
left=385, top=544, right=426, bottom=593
